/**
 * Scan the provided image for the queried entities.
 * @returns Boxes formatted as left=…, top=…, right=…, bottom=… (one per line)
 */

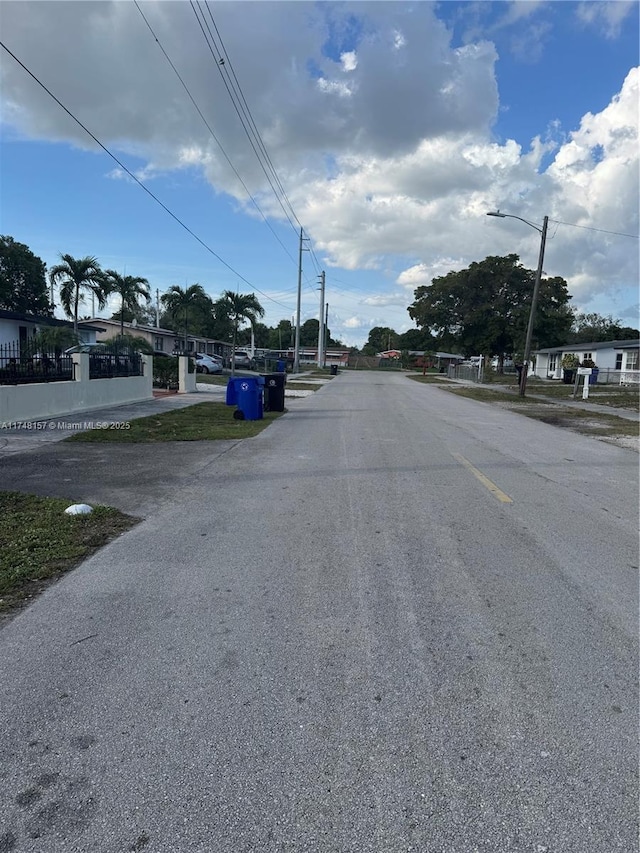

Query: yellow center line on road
left=451, top=452, right=513, bottom=504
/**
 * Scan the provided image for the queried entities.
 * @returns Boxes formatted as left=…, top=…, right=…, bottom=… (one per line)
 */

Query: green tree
left=102, top=270, right=151, bottom=337
left=49, top=254, right=107, bottom=334
left=217, top=291, right=265, bottom=375
left=300, top=318, right=320, bottom=347
left=0, top=236, right=52, bottom=315
left=238, top=321, right=270, bottom=348
left=267, top=319, right=294, bottom=350
left=111, top=304, right=158, bottom=327
left=362, top=326, right=399, bottom=356
left=397, top=328, right=435, bottom=351
left=161, top=284, right=211, bottom=351
left=103, top=333, right=154, bottom=354
left=326, top=328, right=343, bottom=348
left=408, top=254, right=573, bottom=358
left=30, top=326, right=78, bottom=356
left=568, top=312, right=639, bottom=344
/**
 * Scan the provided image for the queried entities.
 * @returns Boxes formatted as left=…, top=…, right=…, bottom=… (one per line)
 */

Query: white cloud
left=576, top=1, right=636, bottom=39
left=0, top=2, right=637, bottom=348
left=340, top=51, right=357, bottom=72
left=343, top=316, right=366, bottom=329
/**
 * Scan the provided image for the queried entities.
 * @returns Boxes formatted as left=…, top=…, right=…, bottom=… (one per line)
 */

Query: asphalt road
left=1, top=372, right=638, bottom=852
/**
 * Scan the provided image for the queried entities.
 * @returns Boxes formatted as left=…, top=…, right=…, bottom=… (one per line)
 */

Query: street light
left=487, top=210, right=549, bottom=397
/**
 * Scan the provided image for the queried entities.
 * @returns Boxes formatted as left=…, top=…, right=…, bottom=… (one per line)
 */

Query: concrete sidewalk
left=458, top=380, right=640, bottom=422
left=0, top=390, right=221, bottom=457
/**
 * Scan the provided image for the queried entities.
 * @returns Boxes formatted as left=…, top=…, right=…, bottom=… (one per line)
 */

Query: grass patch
left=195, top=374, right=228, bottom=386
left=441, top=386, right=543, bottom=404
left=526, top=407, right=640, bottom=438
left=64, top=401, right=284, bottom=443
left=0, top=491, right=138, bottom=612
left=406, top=374, right=456, bottom=384
left=443, top=381, right=639, bottom=412
left=586, top=393, right=640, bottom=412
left=524, top=381, right=639, bottom=409
left=436, top=385, right=638, bottom=441
left=285, top=381, right=323, bottom=391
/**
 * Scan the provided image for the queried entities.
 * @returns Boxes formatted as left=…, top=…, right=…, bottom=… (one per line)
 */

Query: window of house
left=615, top=353, right=623, bottom=370
left=155, top=337, right=163, bottom=351
left=549, top=354, right=557, bottom=372
left=582, top=352, right=592, bottom=362
left=626, top=350, right=639, bottom=370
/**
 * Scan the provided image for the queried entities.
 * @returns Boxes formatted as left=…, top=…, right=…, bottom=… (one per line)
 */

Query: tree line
left=365, top=254, right=637, bottom=359
left=2, top=237, right=636, bottom=358
left=0, top=236, right=344, bottom=350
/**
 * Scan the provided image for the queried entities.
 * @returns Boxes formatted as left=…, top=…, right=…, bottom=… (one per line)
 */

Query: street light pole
left=486, top=211, right=549, bottom=397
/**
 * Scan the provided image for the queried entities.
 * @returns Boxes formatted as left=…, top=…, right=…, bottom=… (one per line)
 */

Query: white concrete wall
left=0, top=354, right=153, bottom=422
left=178, top=356, right=197, bottom=393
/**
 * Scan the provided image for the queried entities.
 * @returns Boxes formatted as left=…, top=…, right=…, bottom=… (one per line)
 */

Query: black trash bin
left=330, top=364, right=338, bottom=376
left=262, top=373, right=286, bottom=412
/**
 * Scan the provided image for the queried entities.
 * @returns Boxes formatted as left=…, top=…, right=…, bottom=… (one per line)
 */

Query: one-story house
left=533, top=339, right=640, bottom=383
left=80, top=317, right=232, bottom=360
left=0, top=309, right=103, bottom=351
left=408, top=351, right=464, bottom=370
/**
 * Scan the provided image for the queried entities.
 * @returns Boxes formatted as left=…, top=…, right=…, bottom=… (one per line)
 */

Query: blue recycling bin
left=226, top=376, right=264, bottom=420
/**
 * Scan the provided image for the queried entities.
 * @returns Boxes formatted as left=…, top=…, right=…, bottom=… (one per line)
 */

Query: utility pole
left=486, top=210, right=549, bottom=398
left=324, top=302, right=329, bottom=367
left=156, top=289, right=160, bottom=328
left=317, top=270, right=325, bottom=368
left=293, top=228, right=309, bottom=373
left=520, top=215, right=548, bottom=397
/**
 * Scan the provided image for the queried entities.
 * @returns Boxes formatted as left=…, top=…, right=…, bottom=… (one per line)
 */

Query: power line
left=0, top=38, right=295, bottom=313
left=202, top=1, right=303, bottom=231
left=190, top=1, right=300, bottom=235
left=133, top=0, right=298, bottom=269
left=192, top=2, right=326, bottom=280
left=550, top=219, right=638, bottom=239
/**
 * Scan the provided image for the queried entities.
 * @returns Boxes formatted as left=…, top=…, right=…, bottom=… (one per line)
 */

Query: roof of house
left=79, top=317, right=177, bottom=335
left=80, top=318, right=232, bottom=346
left=407, top=351, right=464, bottom=358
left=0, top=308, right=104, bottom=332
left=535, top=338, right=640, bottom=354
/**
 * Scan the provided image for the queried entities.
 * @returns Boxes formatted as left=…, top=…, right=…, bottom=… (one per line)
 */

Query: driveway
left=0, top=390, right=233, bottom=516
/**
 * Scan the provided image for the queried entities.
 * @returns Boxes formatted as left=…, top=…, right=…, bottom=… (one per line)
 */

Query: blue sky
left=1, top=1, right=638, bottom=347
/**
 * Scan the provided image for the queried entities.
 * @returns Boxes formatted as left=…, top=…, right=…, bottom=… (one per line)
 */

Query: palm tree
left=49, top=254, right=107, bottom=334
left=161, top=284, right=209, bottom=353
left=219, top=290, right=265, bottom=375
left=103, top=269, right=151, bottom=336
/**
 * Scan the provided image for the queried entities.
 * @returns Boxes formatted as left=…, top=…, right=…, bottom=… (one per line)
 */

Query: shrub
left=153, top=354, right=178, bottom=388
left=561, top=353, right=579, bottom=369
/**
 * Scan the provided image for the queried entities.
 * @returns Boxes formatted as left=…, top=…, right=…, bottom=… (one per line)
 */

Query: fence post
left=178, top=355, right=196, bottom=393
left=72, top=352, right=90, bottom=383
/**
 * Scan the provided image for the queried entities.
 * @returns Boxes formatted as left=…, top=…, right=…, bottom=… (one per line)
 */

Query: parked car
left=230, top=351, right=256, bottom=370
left=194, top=353, right=223, bottom=374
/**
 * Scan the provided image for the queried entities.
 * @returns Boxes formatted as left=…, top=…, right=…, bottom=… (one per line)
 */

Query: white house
left=80, top=317, right=232, bottom=360
left=0, top=309, right=104, bottom=350
left=533, top=339, right=640, bottom=383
